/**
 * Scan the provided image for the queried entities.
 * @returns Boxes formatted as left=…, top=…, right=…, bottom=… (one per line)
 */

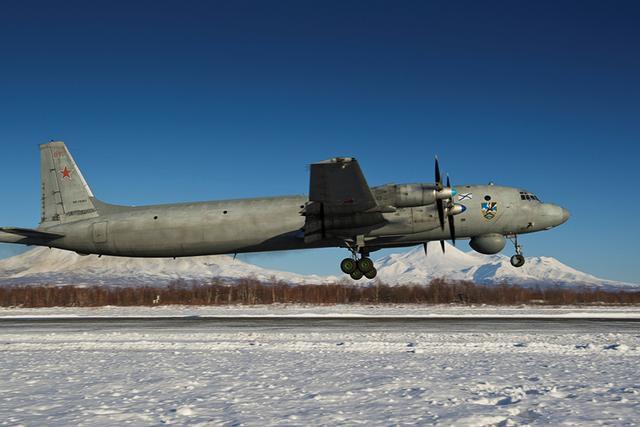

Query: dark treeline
left=1, top=279, right=639, bottom=307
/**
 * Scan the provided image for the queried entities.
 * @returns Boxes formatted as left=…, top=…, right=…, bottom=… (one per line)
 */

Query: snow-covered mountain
left=375, top=242, right=638, bottom=290
left=0, top=243, right=636, bottom=290
left=0, top=247, right=339, bottom=287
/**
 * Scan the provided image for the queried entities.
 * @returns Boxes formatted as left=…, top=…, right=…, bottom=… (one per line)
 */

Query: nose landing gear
left=510, top=254, right=525, bottom=268
left=507, top=234, right=526, bottom=268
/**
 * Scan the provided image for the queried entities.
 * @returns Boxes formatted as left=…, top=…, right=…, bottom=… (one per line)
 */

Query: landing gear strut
left=340, top=241, right=377, bottom=280
left=508, top=234, right=525, bottom=268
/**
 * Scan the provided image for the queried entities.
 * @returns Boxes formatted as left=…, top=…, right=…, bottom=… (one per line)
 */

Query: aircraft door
left=92, top=221, right=108, bottom=244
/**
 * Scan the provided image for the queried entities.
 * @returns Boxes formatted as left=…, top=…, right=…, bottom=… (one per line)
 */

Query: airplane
left=0, top=141, right=569, bottom=280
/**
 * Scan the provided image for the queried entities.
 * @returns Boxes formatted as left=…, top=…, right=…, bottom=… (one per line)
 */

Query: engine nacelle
left=372, top=184, right=438, bottom=208
left=469, top=234, right=506, bottom=255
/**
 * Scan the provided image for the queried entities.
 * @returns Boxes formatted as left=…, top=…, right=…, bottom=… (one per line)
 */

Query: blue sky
left=1, top=1, right=639, bottom=282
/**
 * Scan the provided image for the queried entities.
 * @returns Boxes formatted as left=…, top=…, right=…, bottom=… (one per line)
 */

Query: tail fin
left=40, top=141, right=99, bottom=226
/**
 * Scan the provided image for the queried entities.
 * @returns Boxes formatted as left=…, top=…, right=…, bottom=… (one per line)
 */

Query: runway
left=1, top=316, right=640, bottom=334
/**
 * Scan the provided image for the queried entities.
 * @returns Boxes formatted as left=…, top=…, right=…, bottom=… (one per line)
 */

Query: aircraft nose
left=539, top=204, right=569, bottom=229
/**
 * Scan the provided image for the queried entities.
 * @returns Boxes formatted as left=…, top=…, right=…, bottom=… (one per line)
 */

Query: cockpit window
left=520, top=191, right=541, bottom=202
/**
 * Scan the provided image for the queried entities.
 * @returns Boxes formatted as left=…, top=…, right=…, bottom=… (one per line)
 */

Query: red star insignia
left=61, top=167, right=71, bottom=179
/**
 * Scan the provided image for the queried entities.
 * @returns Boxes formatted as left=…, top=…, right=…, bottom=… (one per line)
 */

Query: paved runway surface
left=2, top=317, right=639, bottom=334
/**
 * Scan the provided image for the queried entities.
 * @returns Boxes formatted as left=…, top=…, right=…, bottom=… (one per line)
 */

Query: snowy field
left=3, top=303, right=640, bottom=319
left=1, top=306, right=640, bottom=426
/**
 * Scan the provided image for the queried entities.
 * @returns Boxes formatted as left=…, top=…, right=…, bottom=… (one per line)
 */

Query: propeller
left=434, top=157, right=446, bottom=231
left=446, top=175, right=456, bottom=246
left=434, top=157, right=456, bottom=253
left=432, top=157, right=461, bottom=254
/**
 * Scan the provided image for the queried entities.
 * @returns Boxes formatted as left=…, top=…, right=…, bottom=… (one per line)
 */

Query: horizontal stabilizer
left=0, top=227, right=64, bottom=240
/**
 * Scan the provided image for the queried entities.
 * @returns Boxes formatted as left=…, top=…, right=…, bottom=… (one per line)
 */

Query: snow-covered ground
left=3, top=303, right=640, bottom=319
left=1, top=306, right=640, bottom=425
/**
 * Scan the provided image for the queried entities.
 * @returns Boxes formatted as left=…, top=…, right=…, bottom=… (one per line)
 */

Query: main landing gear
left=341, top=256, right=377, bottom=280
left=508, top=234, right=526, bottom=268
left=340, top=245, right=377, bottom=280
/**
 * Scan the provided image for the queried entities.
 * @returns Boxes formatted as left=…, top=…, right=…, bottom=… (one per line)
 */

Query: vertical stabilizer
left=40, top=142, right=99, bottom=226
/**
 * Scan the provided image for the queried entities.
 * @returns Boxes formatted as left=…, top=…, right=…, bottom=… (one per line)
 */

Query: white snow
left=375, top=242, right=639, bottom=289
left=1, top=309, right=639, bottom=425
left=0, top=242, right=637, bottom=289
left=0, top=246, right=339, bottom=286
left=3, top=304, right=640, bottom=319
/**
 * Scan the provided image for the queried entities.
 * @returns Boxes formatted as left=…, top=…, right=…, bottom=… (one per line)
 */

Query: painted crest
left=481, top=202, right=497, bottom=220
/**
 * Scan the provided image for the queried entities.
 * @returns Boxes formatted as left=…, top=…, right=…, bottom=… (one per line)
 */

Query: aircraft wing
left=0, top=227, right=64, bottom=242
left=308, top=157, right=379, bottom=215
left=304, top=158, right=386, bottom=243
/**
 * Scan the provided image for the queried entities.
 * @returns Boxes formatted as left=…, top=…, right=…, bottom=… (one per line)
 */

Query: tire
left=357, top=257, right=374, bottom=273
left=510, top=254, right=525, bottom=268
left=364, top=267, right=377, bottom=280
left=340, top=258, right=357, bottom=274
left=350, top=269, right=364, bottom=280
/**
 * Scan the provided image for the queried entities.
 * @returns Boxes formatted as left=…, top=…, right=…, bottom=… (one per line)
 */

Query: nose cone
left=537, top=204, right=570, bottom=229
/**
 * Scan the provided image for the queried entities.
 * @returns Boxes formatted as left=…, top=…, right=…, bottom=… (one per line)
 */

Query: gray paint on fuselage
left=39, top=185, right=566, bottom=258
left=2, top=142, right=568, bottom=260
left=45, top=196, right=311, bottom=257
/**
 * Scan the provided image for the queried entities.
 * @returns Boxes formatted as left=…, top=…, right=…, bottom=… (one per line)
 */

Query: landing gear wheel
left=357, top=257, right=374, bottom=273
left=510, top=254, right=525, bottom=268
left=507, top=235, right=525, bottom=268
left=350, top=269, right=364, bottom=280
left=340, top=258, right=357, bottom=274
left=364, top=267, right=377, bottom=280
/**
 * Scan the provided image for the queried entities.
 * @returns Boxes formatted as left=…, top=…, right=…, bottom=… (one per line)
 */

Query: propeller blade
left=423, top=242, right=428, bottom=256
left=446, top=173, right=455, bottom=245
left=435, top=158, right=445, bottom=230
left=448, top=214, right=456, bottom=246
left=436, top=199, right=445, bottom=230
left=440, top=240, right=445, bottom=253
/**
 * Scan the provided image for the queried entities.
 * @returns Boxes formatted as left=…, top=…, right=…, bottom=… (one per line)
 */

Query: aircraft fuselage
left=40, top=184, right=566, bottom=258
left=0, top=142, right=569, bottom=279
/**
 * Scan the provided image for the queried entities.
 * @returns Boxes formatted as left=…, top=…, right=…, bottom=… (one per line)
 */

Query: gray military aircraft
left=0, top=142, right=569, bottom=280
